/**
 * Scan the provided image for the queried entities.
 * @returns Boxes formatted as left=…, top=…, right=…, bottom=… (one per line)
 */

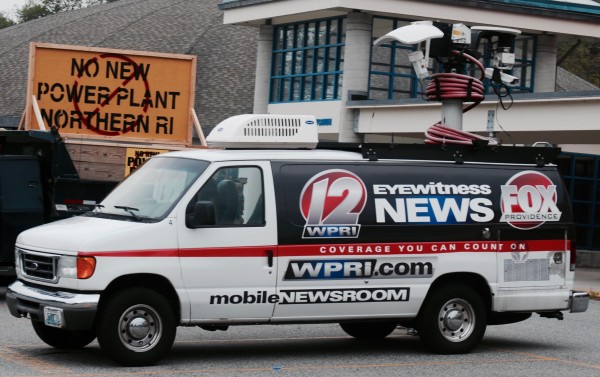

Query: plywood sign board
left=26, top=42, right=197, bottom=145
left=124, top=147, right=169, bottom=176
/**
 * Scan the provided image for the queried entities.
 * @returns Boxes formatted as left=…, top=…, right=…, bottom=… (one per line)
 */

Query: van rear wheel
left=96, top=288, right=176, bottom=366
left=340, top=321, right=398, bottom=340
left=417, top=283, right=486, bottom=354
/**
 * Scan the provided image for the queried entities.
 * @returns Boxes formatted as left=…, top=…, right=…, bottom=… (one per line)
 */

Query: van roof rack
left=316, top=142, right=561, bottom=167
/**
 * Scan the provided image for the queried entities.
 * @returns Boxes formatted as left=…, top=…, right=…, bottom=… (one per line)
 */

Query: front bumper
left=6, top=280, right=100, bottom=330
left=569, top=290, right=590, bottom=313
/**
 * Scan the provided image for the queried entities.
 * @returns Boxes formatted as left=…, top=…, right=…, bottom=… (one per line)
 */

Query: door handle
left=266, top=250, right=273, bottom=267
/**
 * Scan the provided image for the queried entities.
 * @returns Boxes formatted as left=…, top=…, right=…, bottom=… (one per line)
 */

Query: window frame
left=558, top=152, right=600, bottom=251
left=369, top=16, right=421, bottom=100
left=478, top=33, right=537, bottom=94
left=369, top=16, right=537, bottom=100
left=270, top=17, right=345, bottom=103
left=187, top=165, right=266, bottom=228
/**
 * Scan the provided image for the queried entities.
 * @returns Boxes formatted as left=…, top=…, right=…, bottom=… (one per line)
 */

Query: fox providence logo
left=300, top=170, right=367, bottom=238
left=500, top=171, right=561, bottom=230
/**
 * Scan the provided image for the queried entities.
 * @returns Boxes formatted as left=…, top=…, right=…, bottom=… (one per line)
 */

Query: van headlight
left=14, top=247, right=21, bottom=271
left=57, top=255, right=96, bottom=279
left=57, top=256, right=78, bottom=279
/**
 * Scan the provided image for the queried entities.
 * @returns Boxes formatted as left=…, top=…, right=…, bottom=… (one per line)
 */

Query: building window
left=477, top=34, right=536, bottom=94
left=512, top=35, right=536, bottom=93
left=369, top=17, right=537, bottom=99
left=557, top=153, right=600, bottom=251
left=370, top=17, right=420, bottom=100
left=270, top=17, right=345, bottom=103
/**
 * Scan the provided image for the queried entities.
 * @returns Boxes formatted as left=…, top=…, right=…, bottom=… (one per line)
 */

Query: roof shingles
left=0, top=0, right=257, bottom=133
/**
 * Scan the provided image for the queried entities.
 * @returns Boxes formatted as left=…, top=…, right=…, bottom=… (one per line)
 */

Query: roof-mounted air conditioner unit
left=206, top=114, right=319, bottom=149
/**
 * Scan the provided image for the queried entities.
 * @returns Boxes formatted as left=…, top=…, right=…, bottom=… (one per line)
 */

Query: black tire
left=31, top=320, right=96, bottom=349
left=96, top=288, right=176, bottom=366
left=417, top=283, right=487, bottom=354
left=488, top=312, right=531, bottom=325
left=0, top=276, right=14, bottom=287
left=340, top=321, right=398, bottom=340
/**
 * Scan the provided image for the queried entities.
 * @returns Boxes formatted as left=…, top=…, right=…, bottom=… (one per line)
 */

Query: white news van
left=6, top=115, right=589, bottom=366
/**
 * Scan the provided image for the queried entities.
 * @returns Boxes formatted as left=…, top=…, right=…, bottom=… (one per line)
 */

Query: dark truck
left=0, top=128, right=116, bottom=284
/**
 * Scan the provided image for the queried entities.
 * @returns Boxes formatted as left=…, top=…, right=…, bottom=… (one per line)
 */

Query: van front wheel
left=32, top=320, right=96, bottom=349
left=417, top=284, right=486, bottom=354
left=96, top=288, right=176, bottom=366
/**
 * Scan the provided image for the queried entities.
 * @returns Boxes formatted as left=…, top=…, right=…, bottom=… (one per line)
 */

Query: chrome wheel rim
left=437, top=298, right=475, bottom=342
left=118, top=304, right=162, bottom=352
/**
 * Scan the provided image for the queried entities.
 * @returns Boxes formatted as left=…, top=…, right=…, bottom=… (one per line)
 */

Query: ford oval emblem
left=305, top=120, right=314, bottom=125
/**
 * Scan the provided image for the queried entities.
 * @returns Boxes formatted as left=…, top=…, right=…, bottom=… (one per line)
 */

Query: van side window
left=188, top=166, right=264, bottom=227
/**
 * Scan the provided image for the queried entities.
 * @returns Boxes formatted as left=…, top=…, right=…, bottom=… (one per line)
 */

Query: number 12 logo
left=300, top=169, right=367, bottom=238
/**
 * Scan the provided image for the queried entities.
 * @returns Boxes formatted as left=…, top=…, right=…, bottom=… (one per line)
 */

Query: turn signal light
left=77, top=256, right=96, bottom=279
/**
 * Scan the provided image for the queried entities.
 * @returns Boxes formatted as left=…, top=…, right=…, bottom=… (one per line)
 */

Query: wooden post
left=17, top=110, right=26, bottom=130
left=31, top=95, right=47, bottom=131
left=191, top=108, right=207, bottom=147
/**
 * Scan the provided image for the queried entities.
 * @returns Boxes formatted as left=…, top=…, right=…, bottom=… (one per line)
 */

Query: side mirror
left=186, top=201, right=216, bottom=228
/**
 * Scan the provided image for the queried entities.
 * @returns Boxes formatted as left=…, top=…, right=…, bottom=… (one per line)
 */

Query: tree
left=43, top=0, right=84, bottom=14
left=16, top=0, right=117, bottom=23
left=0, top=12, right=15, bottom=29
left=17, top=2, right=51, bottom=23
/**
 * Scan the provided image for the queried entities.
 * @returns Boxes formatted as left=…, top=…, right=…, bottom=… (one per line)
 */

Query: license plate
left=43, top=307, right=64, bottom=328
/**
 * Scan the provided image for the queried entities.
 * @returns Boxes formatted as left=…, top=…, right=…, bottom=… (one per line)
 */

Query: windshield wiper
left=114, top=205, right=141, bottom=221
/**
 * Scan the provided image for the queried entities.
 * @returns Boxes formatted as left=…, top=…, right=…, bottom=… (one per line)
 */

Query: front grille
left=19, top=250, right=58, bottom=282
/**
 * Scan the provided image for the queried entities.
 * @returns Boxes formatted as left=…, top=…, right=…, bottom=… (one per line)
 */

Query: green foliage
left=43, top=0, right=84, bottom=14
left=0, top=12, right=15, bottom=29
left=558, top=37, right=600, bottom=88
left=16, top=0, right=117, bottom=23
left=17, top=3, right=51, bottom=23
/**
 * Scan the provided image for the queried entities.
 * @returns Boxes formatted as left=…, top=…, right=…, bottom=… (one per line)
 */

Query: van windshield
left=95, top=157, right=209, bottom=221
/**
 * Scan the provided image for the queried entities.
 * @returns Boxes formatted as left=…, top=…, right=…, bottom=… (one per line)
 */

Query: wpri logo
left=301, top=170, right=367, bottom=239
left=500, top=171, right=562, bottom=230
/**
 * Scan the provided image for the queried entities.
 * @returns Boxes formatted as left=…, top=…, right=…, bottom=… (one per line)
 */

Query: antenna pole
left=441, top=99, right=464, bottom=130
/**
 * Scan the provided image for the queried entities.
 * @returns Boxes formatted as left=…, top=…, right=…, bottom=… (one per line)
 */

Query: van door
left=497, top=227, right=568, bottom=290
left=177, top=161, right=277, bottom=322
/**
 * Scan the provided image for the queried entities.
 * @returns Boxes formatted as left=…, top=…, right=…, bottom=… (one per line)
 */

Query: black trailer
left=0, top=129, right=117, bottom=283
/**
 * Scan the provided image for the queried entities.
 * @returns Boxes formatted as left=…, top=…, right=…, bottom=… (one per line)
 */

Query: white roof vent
left=206, top=114, right=318, bottom=149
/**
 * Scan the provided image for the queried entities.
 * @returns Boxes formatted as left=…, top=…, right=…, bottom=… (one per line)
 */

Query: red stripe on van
left=279, top=239, right=568, bottom=256
left=79, top=247, right=271, bottom=258
left=178, top=247, right=273, bottom=257
left=78, top=240, right=568, bottom=258
left=78, top=249, right=179, bottom=257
